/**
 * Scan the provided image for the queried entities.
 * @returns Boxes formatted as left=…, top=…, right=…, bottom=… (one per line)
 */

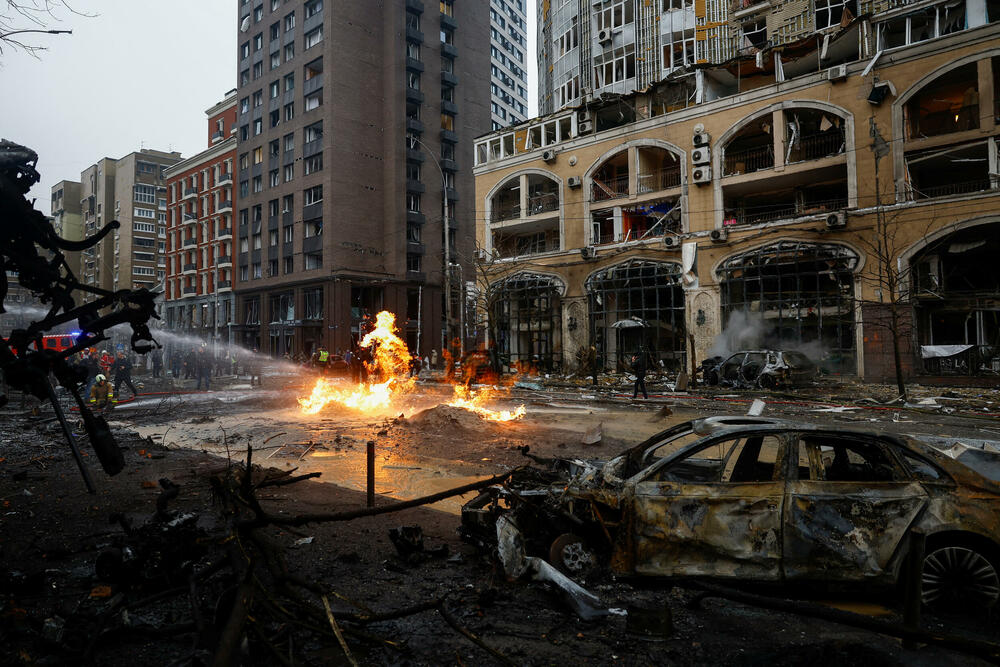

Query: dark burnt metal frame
left=586, top=259, right=686, bottom=372
left=0, top=141, right=160, bottom=492
left=490, top=272, right=562, bottom=372
left=717, top=241, right=858, bottom=374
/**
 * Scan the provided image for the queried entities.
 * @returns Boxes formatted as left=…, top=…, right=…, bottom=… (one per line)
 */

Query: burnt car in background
left=702, top=350, right=817, bottom=388
left=461, top=418, right=1000, bottom=610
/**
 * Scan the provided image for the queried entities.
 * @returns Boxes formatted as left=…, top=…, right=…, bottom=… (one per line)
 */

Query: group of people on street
left=77, top=348, right=138, bottom=410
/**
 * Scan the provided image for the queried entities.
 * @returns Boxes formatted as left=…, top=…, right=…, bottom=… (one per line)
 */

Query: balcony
left=406, top=0, right=423, bottom=12
left=440, top=129, right=458, bottom=144
left=183, top=286, right=197, bottom=295
left=440, top=14, right=457, bottom=30
left=441, top=100, right=458, bottom=115
left=217, top=227, right=233, bottom=239
left=303, top=139, right=322, bottom=157
left=183, top=186, right=199, bottom=200
left=217, top=280, right=232, bottom=292
left=183, top=263, right=197, bottom=275
left=406, top=57, right=424, bottom=73
left=405, top=26, right=424, bottom=43
left=491, top=203, right=520, bottom=223
left=211, top=131, right=224, bottom=143
left=591, top=174, right=629, bottom=202
left=786, top=132, right=846, bottom=165
left=183, top=212, right=199, bottom=224
left=441, top=43, right=458, bottom=59
left=183, top=237, right=197, bottom=247
left=723, top=144, right=775, bottom=177
left=217, top=172, right=233, bottom=185
left=217, top=255, right=233, bottom=267
left=406, top=87, right=424, bottom=104
left=441, top=71, right=458, bottom=87
left=406, top=117, right=424, bottom=133
left=441, top=158, right=458, bottom=172
left=217, top=200, right=233, bottom=214
left=637, top=167, right=682, bottom=194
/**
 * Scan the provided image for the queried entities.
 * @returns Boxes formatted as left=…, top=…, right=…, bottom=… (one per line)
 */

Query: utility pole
left=412, top=137, right=452, bottom=354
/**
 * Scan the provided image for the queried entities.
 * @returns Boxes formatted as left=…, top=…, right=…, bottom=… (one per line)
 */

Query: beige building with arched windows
left=474, top=17, right=1000, bottom=383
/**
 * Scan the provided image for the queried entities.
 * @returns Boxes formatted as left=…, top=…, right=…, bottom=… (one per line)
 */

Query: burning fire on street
left=298, top=311, right=525, bottom=422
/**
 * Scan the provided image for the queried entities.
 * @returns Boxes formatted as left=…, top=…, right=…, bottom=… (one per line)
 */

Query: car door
left=626, top=432, right=788, bottom=579
left=720, top=353, right=745, bottom=384
left=782, top=433, right=929, bottom=581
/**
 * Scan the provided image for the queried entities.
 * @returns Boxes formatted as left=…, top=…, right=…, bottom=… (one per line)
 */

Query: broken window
left=662, top=30, right=696, bottom=71
left=593, top=45, right=636, bottom=88
left=911, top=222, right=1000, bottom=375
left=304, top=289, right=323, bottom=320
left=592, top=209, right=616, bottom=245
left=717, top=241, right=858, bottom=374
left=783, top=110, right=846, bottom=164
left=490, top=273, right=563, bottom=372
left=622, top=199, right=683, bottom=240
left=591, top=150, right=630, bottom=202
left=586, top=259, right=687, bottom=373
left=491, top=227, right=559, bottom=258
left=815, top=0, right=856, bottom=30
left=723, top=168, right=848, bottom=225
left=740, top=20, right=767, bottom=50
left=244, top=298, right=261, bottom=325
left=270, top=292, right=295, bottom=322
left=637, top=147, right=682, bottom=193
left=723, top=116, right=774, bottom=176
left=526, top=174, right=560, bottom=215
left=905, top=62, right=979, bottom=139
left=904, top=141, right=992, bottom=200
left=490, top=177, right=521, bottom=222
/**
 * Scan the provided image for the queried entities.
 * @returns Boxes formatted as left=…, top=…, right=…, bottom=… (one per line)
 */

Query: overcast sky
left=2, top=0, right=537, bottom=216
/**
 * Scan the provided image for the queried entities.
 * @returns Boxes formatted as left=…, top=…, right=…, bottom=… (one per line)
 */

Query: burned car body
left=462, top=418, right=1000, bottom=608
left=703, top=350, right=816, bottom=388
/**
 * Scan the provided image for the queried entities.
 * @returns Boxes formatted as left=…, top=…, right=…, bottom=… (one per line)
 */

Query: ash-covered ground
left=1, top=367, right=998, bottom=665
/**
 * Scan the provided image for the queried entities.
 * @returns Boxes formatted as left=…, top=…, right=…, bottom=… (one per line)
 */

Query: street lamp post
left=411, top=137, right=452, bottom=355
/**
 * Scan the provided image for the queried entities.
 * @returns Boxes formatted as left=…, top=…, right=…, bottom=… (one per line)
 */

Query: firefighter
left=89, top=374, right=114, bottom=410
left=111, top=351, right=139, bottom=402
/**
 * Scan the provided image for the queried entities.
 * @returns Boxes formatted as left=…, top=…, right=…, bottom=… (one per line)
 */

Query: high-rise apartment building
left=77, top=150, right=181, bottom=296
left=233, top=0, right=489, bottom=358
left=489, top=0, right=529, bottom=129
left=163, top=92, right=238, bottom=344
left=50, top=180, right=83, bottom=278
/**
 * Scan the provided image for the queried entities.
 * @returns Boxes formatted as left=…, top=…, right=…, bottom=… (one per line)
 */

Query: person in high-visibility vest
left=89, top=374, right=114, bottom=409
left=312, top=345, right=330, bottom=375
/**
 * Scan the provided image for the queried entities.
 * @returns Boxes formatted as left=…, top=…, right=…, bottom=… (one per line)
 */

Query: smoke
left=706, top=310, right=827, bottom=366
left=707, top=311, right=767, bottom=358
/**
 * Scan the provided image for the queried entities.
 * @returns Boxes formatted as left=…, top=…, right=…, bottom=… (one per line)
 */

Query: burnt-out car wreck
left=461, top=418, right=1000, bottom=611
left=702, top=350, right=817, bottom=389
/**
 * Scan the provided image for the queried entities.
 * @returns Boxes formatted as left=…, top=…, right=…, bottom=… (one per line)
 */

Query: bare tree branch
left=0, top=1, right=94, bottom=57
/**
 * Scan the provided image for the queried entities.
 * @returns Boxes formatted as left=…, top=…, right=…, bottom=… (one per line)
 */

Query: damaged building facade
left=477, top=9, right=1000, bottom=381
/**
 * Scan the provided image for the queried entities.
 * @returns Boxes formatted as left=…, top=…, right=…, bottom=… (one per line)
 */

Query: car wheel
left=549, top=533, right=597, bottom=577
left=706, top=370, right=719, bottom=386
left=922, top=543, right=1000, bottom=609
left=758, top=374, right=776, bottom=390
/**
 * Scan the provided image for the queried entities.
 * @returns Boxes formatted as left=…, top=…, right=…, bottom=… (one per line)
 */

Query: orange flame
left=298, top=310, right=525, bottom=422
left=447, top=384, right=526, bottom=422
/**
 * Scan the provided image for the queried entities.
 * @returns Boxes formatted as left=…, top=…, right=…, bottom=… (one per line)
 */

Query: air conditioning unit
left=567, top=175, right=582, bottom=188
left=581, top=245, right=597, bottom=259
left=663, top=235, right=679, bottom=248
left=542, top=149, right=556, bottom=162
left=826, top=210, right=847, bottom=229
left=578, top=108, right=592, bottom=122
left=709, top=228, right=728, bottom=243
left=597, top=28, right=613, bottom=44
left=578, top=120, right=594, bottom=134
left=692, top=166, right=712, bottom=184
left=827, top=64, right=848, bottom=82
left=693, top=131, right=711, bottom=147
left=691, top=147, right=710, bottom=165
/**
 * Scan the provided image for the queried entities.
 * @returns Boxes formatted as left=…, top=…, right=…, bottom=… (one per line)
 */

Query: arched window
left=586, top=259, right=686, bottom=372
left=488, top=173, right=561, bottom=257
left=717, top=241, right=858, bottom=373
left=490, top=273, right=563, bottom=371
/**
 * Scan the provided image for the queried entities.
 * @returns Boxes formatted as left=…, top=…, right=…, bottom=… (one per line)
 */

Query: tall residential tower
left=233, top=0, right=490, bottom=357
left=489, top=0, right=529, bottom=128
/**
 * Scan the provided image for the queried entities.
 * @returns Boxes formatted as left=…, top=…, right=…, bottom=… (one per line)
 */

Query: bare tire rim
left=922, top=546, right=1000, bottom=609
left=560, top=540, right=596, bottom=574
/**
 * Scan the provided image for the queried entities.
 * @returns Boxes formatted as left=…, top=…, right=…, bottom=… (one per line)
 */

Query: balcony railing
left=217, top=200, right=233, bottom=212
left=908, top=104, right=980, bottom=139
left=217, top=227, right=233, bottom=238
left=183, top=238, right=197, bottom=247
left=183, top=286, right=197, bottom=295
left=183, top=212, right=199, bottom=222
left=217, top=255, right=232, bottom=265
left=491, top=203, right=520, bottom=223
left=637, top=167, right=682, bottom=193
left=723, top=196, right=847, bottom=226
left=723, top=145, right=774, bottom=176
left=591, top=174, right=629, bottom=202
left=183, top=263, right=197, bottom=274
left=786, top=132, right=846, bottom=164
left=526, top=192, right=559, bottom=216
left=217, top=280, right=232, bottom=290
left=217, top=172, right=233, bottom=185
left=183, top=186, right=199, bottom=199
left=906, top=178, right=994, bottom=201
left=730, top=0, right=769, bottom=11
